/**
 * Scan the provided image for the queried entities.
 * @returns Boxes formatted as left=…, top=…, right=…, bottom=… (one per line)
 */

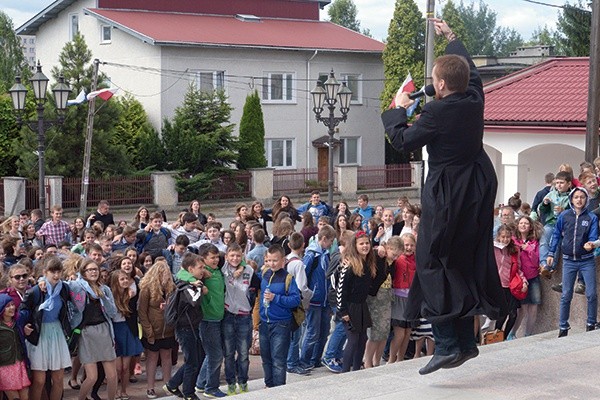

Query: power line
left=521, top=0, right=591, bottom=13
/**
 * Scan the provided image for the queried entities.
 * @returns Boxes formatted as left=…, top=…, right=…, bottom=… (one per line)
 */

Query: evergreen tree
left=435, top=0, right=467, bottom=56
left=237, top=90, right=267, bottom=170
left=0, top=11, right=26, bottom=93
left=556, top=1, right=591, bottom=56
left=0, top=95, right=20, bottom=176
left=327, top=0, right=361, bottom=32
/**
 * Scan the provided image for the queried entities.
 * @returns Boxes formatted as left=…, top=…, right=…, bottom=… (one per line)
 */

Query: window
left=29, top=47, right=35, bottom=53
left=339, top=137, right=360, bottom=164
left=267, top=139, right=294, bottom=168
left=262, top=72, right=294, bottom=103
left=29, top=38, right=35, bottom=44
left=194, top=71, right=225, bottom=92
left=69, top=13, right=79, bottom=40
left=341, top=74, right=362, bottom=104
left=101, top=25, right=112, bottom=43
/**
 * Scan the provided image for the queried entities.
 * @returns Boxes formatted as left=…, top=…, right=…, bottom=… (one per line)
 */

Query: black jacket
left=20, top=284, right=71, bottom=345
left=381, top=39, right=506, bottom=323
left=174, top=280, right=204, bottom=337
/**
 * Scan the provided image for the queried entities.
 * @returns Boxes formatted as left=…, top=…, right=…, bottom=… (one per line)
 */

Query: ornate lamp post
left=9, top=62, right=71, bottom=219
left=310, top=69, right=352, bottom=208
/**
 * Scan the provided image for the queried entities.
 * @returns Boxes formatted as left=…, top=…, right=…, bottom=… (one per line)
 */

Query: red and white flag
left=389, top=72, right=415, bottom=109
left=87, top=87, right=119, bottom=101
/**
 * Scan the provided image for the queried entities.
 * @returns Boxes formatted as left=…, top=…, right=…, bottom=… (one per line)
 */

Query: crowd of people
left=2, top=157, right=600, bottom=400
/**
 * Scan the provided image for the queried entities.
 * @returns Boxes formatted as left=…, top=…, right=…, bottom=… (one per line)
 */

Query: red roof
left=483, top=58, right=589, bottom=126
left=85, top=8, right=385, bottom=53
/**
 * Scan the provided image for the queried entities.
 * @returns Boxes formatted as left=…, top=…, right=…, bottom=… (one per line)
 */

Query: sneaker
left=195, top=387, right=205, bottom=394
left=587, top=324, right=596, bottom=332
left=551, top=282, right=563, bottom=293
left=184, top=395, right=201, bottom=400
left=163, top=384, right=184, bottom=398
left=226, top=384, right=237, bottom=396
left=203, top=389, right=227, bottom=398
left=506, top=332, right=516, bottom=341
left=575, top=282, right=586, bottom=295
left=287, top=366, right=310, bottom=375
left=238, top=383, right=248, bottom=393
left=322, top=358, right=342, bottom=373
left=146, top=389, right=157, bottom=399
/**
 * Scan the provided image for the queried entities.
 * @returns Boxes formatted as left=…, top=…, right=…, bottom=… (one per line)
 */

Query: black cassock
left=381, top=40, right=507, bottom=323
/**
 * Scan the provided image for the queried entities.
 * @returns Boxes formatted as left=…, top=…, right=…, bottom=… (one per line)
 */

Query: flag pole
left=79, top=59, right=100, bottom=218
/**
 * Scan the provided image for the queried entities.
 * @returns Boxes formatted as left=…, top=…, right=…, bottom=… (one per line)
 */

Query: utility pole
left=421, top=0, right=436, bottom=190
left=79, top=59, right=100, bottom=218
left=585, top=0, right=600, bottom=162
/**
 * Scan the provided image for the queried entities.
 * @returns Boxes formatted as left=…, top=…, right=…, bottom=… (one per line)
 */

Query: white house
left=482, top=57, right=590, bottom=206
left=17, top=0, right=386, bottom=173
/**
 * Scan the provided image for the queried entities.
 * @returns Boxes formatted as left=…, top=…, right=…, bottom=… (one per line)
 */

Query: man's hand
left=395, top=91, right=414, bottom=110
left=430, top=18, right=455, bottom=41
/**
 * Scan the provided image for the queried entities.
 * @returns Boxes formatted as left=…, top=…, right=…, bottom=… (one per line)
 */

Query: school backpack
left=135, top=227, right=170, bottom=254
left=164, top=284, right=188, bottom=327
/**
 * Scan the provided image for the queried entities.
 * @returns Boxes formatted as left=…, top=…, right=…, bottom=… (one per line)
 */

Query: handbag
left=509, top=253, right=528, bottom=301
left=482, top=329, right=504, bottom=345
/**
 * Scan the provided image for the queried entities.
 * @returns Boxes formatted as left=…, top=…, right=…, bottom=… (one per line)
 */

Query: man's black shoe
left=558, top=329, right=569, bottom=338
left=442, top=347, right=479, bottom=369
left=418, top=353, right=461, bottom=375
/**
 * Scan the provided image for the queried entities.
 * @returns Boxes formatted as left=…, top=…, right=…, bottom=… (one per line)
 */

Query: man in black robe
left=381, top=19, right=506, bottom=375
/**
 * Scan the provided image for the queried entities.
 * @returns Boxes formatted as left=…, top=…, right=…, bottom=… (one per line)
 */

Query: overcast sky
left=3, top=0, right=565, bottom=42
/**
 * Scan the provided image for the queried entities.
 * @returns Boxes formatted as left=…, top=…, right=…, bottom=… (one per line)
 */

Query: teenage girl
left=337, top=231, right=378, bottom=372
left=494, top=224, right=527, bottom=339
left=0, top=294, right=30, bottom=400
left=388, top=233, right=416, bottom=363
left=509, top=216, right=541, bottom=339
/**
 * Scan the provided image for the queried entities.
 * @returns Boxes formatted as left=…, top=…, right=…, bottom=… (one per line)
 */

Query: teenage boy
left=190, top=222, right=226, bottom=253
left=221, top=243, right=260, bottom=395
left=297, top=191, right=333, bottom=224
left=259, top=244, right=301, bottom=388
left=246, top=229, right=267, bottom=269
left=286, top=232, right=313, bottom=375
left=112, top=226, right=137, bottom=253
left=71, top=228, right=98, bottom=255
left=168, top=212, right=202, bottom=243
left=547, top=187, right=599, bottom=337
left=136, top=212, right=172, bottom=258
left=36, top=205, right=70, bottom=246
left=164, top=253, right=209, bottom=400
left=195, top=243, right=227, bottom=398
left=30, top=209, right=44, bottom=232
left=353, top=194, right=375, bottom=232
left=299, top=225, right=335, bottom=371
left=538, top=170, right=572, bottom=277
left=164, top=235, right=190, bottom=276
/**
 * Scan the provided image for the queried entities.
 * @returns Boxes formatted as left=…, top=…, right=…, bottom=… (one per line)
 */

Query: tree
left=527, top=25, right=560, bottom=48
left=494, top=27, right=523, bottom=57
left=161, top=85, right=238, bottom=199
left=556, top=1, right=592, bottom=57
left=237, top=90, right=267, bottom=170
left=435, top=0, right=468, bottom=56
left=0, top=95, right=20, bottom=176
left=0, top=11, right=26, bottom=93
left=14, top=33, right=131, bottom=178
left=327, top=0, right=361, bottom=32
left=381, top=0, right=425, bottom=164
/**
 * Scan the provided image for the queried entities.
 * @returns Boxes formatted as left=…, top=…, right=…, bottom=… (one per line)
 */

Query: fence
left=273, top=168, right=338, bottom=196
left=205, top=171, right=252, bottom=200
left=357, top=164, right=413, bottom=190
left=60, top=176, right=154, bottom=209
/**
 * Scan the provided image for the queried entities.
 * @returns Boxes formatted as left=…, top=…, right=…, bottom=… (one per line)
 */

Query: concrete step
left=231, top=328, right=600, bottom=400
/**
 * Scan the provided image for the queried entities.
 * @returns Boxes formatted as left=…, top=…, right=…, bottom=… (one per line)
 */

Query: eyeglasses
left=11, top=273, right=29, bottom=280
left=84, top=268, right=99, bottom=273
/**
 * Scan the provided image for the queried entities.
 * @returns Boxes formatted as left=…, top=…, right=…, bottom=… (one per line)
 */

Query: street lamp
left=9, top=61, right=71, bottom=219
left=310, top=69, right=352, bottom=208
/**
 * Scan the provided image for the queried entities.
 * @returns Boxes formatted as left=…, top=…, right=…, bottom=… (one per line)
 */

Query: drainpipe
left=306, top=50, right=318, bottom=169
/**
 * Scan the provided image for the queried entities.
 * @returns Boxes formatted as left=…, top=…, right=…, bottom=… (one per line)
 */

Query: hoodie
left=303, top=241, right=329, bottom=307
left=549, top=187, right=598, bottom=261
left=221, top=261, right=259, bottom=315
left=538, top=187, right=571, bottom=227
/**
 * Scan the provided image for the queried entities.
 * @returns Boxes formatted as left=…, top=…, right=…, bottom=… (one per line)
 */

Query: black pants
left=342, top=325, right=367, bottom=372
left=431, top=316, right=476, bottom=356
left=495, top=287, right=518, bottom=336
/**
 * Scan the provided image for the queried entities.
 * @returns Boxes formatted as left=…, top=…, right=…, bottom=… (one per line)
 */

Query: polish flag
left=66, top=89, right=86, bottom=106
left=389, top=72, right=415, bottom=109
left=87, top=87, right=119, bottom=101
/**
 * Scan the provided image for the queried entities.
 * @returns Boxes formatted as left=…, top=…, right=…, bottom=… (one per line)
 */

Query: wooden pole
left=79, top=59, right=99, bottom=217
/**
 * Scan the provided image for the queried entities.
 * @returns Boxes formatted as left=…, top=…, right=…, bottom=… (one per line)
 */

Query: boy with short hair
left=168, top=212, right=202, bottom=243
left=539, top=171, right=572, bottom=277
left=246, top=229, right=267, bottom=269
left=165, top=235, right=190, bottom=276
left=195, top=243, right=227, bottom=398
left=259, top=244, right=301, bottom=387
left=221, top=243, right=260, bottom=395
left=112, top=226, right=137, bottom=253
left=71, top=228, right=98, bottom=255
left=190, top=222, right=226, bottom=253
left=164, top=253, right=208, bottom=400
left=36, top=205, right=70, bottom=246
left=297, top=191, right=333, bottom=224
left=547, top=187, right=599, bottom=336
left=136, top=212, right=172, bottom=258
left=353, top=194, right=375, bottom=231
left=99, top=234, right=113, bottom=258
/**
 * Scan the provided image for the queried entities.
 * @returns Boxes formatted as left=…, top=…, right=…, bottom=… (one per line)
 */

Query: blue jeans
left=168, top=326, right=204, bottom=396
left=323, top=313, right=346, bottom=361
left=300, top=305, right=331, bottom=368
left=259, top=319, right=291, bottom=387
left=222, top=312, right=251, bottom=385
left=286, top=321, right=305, bottom=369
left=196, top=320, right=223, bottom=392
left=539, top=224, right=554, bottom=268
left=560, top=258, right=597, bottom=330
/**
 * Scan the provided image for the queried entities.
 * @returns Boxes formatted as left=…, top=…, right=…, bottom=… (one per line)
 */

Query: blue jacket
left=303, top=241, right=329, bottom=307
left=297, top=201, right=332, bottom=224
left=259, top=268, right=300, bottom=323
left=353, top=205, right=375, bottom=231
left=549, top=187, right=598, bottom=261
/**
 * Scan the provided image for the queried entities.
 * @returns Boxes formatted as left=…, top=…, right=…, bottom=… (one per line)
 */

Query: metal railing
left=357, top=164, right=413, bottom=190
left=61, top=176, right=153, bottom=209
left=273, top=168, right=338, bottom=196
